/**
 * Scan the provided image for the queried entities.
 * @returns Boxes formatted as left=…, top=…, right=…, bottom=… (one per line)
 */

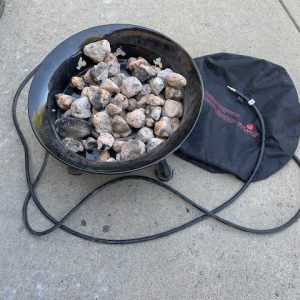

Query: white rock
left=92, top=111, right=112, bottom=134
left=147, top=138, right=164, bottom=152
left=136, top=127, right=154, bottom=143
left=83, top=40, right=111, bottom=63
left=162, top=99, right=183, bottom=118
left=126, top=109, right=146, bottom=129
left=63, top=137, right=84, bottom=152
left=69, top=97, right=91, bottom=119
left=121, top=76, right=142, bottom=98
left=97, top=133, right=114, bottom=150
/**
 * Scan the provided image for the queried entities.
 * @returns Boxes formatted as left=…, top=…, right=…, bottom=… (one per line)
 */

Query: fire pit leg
left=67, top=166, right=83, bottom=175
left=155, top=159, right=173, bottom=182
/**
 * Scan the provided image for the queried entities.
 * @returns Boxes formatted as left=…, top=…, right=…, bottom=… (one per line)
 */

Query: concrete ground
left=0, top=0, right=299, bottom=299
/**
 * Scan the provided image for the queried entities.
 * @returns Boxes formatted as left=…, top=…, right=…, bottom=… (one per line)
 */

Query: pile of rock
left=55, top=39, right=186, bottom=162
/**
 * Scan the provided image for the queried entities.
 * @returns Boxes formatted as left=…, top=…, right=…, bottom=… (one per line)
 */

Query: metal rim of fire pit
left=28, top=24, right=203, bottom=174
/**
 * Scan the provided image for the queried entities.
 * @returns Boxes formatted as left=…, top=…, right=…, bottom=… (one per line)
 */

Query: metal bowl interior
left=28, top=24, right=203, bottom=174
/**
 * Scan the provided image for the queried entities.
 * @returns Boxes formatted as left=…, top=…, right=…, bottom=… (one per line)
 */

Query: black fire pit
left=28, top=24, right=203, bottom=179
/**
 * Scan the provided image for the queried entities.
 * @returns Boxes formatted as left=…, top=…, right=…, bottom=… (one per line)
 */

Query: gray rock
left=95, top=150, right=111, bottom=162
left=71, top=76, right=85, bottom=90
left=82, top=137, right=97, bottom=151
left=112, top=140, right=126, bottom=152
left=132, top=65, right=158, bottom=82
left=149, top=77, right=165, bottom=95
left=92, top=111, right=112, bottom=134
left=157, top=68, right=173, bottom=80
left=83, top=69, right=97, bottom=85
left=126, top=109, right=145, bottom=129
left=120, top=140, right=146, bottom=161
left=104, top=53, right=120, bottom=76
left=145, top=105, right=162, bottom=121
left=165, top=86, right=182, bottom=100
left=90, top=62, right=109, bottom=84
left=105, top=103, right=123, bottom=117
left=97, top=133, right=114, bottom=150
left=86, top=86, right=111, bottom=110
left=171, top=117, right=181, bottom=132
left=154, top=116, right=173, bottom=137
left=55, top=117, right=91, bottom=138
left=127, top=57, right=150, bottom=70
left=106, top=158, right=116, bottom=162
left=111, top=115, right=132, bottom=138
left=56, top=93, right=75, bottom=110
left=127, top=98, right=137, bottom=111
left=69, top=97, right=91, bottom=119
left=83, top=40, right=111, bottom=63
left=162, top=99, right=183, bottom=118
left=111, top=93, right=129, bottom=109
left=136, top=84, right=152, bottom=101
left=141, top=94, right=165, bottom=106
left=121, top=76, right=142, bottom=98
left=147, top=138, right=164, bottom=152
left=111, top=73, right=127, bottom=87
left=63, top=137, right=84, bottom=152
left=145, top=117, right=155, bottom=128
left=101, top=79, right=120, bottom=94
left=165, top=72, right=187, bottom=88
left=136, top=127, right=154, bottom=143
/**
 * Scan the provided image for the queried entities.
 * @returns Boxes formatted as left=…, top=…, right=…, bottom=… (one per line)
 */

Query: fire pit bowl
left=28, top=24, right=203, bottom=174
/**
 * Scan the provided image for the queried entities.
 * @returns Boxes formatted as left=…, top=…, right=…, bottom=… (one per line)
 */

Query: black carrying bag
left=176, top=53, right=300, bottom=181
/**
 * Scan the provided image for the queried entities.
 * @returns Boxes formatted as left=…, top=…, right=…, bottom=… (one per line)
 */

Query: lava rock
left=149, top=77, right=165, bottom=95
left=82, top=137, right=97, bottom=151
left=136, top=127, right=154, bottom=143
left=162, top=99, right=183, bottom=118
left=101, top=79, right=120, bottom=94
left=165, top=73, right=187, bottom=88
left=147, top=138, right=164, bottom=152
left=97, top=133, right=114, bottom=150
left=105, top=103, right=123, bottom=117
left=56, top=94, right=75, bottom=110
left=126, top=109, right=145, bottom=128
left=55, top=117, right=91, bottom=138
left=81, top=87, right=89, bottom=97
left=111, top=115, right=132, bottom=138
left=71, top=76, right=85, bottom=90
left=154, top=116, right=173, bottom=137
left=92, top=111, right=112, bottom=134
left=63, top=137, right=84, bottom=152
left=90, top=62, right=108, bottom=84
left=165, top=86, right=182, bottom=100
left=120, top=140, right=146, bottom=161
left=127, top=98, right=137, bottom=111
left=69, top=97, right=91, bottom=119
left=83, top=40, right=111, bottom=63
left=121, top=77, right=142, bottom=98
left=112, top=140, right=126, bottom=153
left=145, top=105, right=162, bottom=121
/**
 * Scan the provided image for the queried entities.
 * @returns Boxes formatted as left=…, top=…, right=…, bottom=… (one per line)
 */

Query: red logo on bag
left=246, top=123, right=254, bottom=130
